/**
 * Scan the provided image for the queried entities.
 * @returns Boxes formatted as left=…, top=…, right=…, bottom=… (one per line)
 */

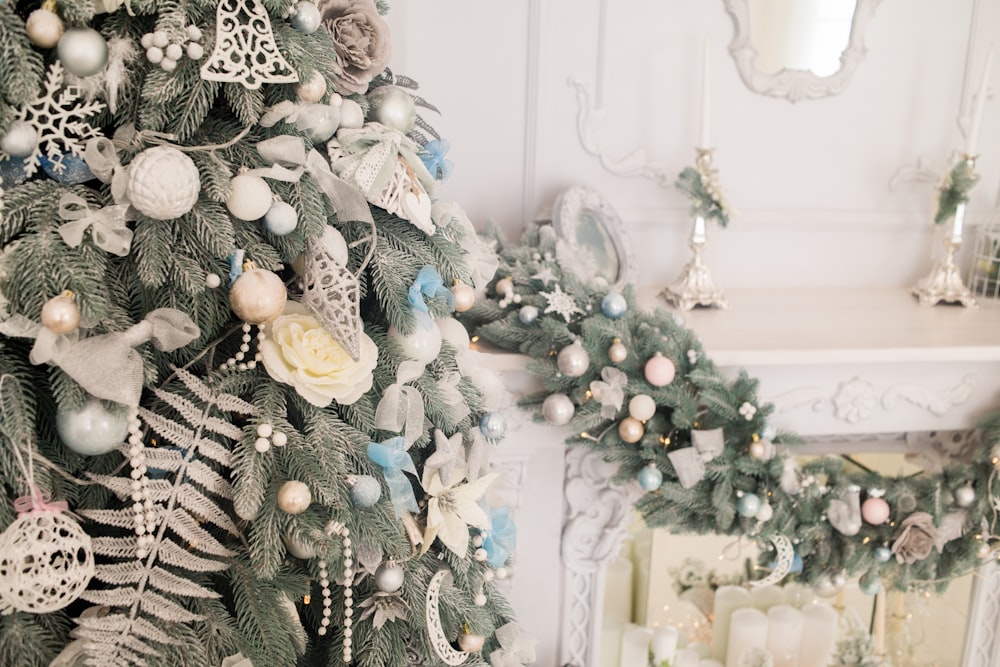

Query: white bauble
left=556, top=341, right=590, bottom=377
left=366, top=86, right=416, bottom=133
left=263, top=201, right=298, bottom=236
left=955, top=484, right=976, bottom=508
left=26, top=8, right=64, bottom=49
left=277, top=481, right=312, bottom=515
left=126, top=146, right=201, bottom=220
left=374, top=562, right=404, bottom=593
left=294, top=104, right=340, bottom=142
left=628, top=394, right=656, bottom=421
left=457, top=631, right=485, bottom=653
left=339, top=99, right=365, bottom=129
left=0, top=512, right=94, bottom=613
left=229, top=268, right=287, bottom=324
left=57, top=28, right=108, bottom=77
left=41, top=293, right=80, bottom=334
left=285, top=534, right=316, bottom=559
left=542, top=393, right=575, bottom=426
left=389, top=323, right=442, bottom=363
left=56, top=400, right=128, bottom=456
left=226, top=174, right=273, bottom=221
left=0, top=120, right=39, bottom=159
left=296, top=71, right=327, bottom=103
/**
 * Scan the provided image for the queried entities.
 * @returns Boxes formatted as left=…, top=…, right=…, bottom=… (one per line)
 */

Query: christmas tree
left=0, top=1, right=526, bottom=666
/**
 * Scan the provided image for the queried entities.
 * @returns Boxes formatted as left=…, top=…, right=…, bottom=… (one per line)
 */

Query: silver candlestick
left=662, top=148, right=727, bottom=310
left=912, top=157, right=977, bottom=307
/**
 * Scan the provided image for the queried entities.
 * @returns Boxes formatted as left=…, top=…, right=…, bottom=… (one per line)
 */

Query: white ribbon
left=254, top=135, right=373, bottom=225
left=589, top=366, right=627, bottom=419
left=374, top=383, right=425, bottom=447
left=4, top=309, right=199, bottom=406
left=84, top=137, right=130, bottom=205
left=438, top=371, right=471, bottom=423
left=490, top=623, right=538, bottom=667
left=667, top=428, right=726, bottom=489
left=691, top=428, right=725, bottom=461
left=57, top=192, right=134, bottom=256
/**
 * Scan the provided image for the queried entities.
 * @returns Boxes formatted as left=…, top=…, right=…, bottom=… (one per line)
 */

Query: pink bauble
left=644, top=353, right=676, bottom=387
left=861, top=497, right=890, bottom=525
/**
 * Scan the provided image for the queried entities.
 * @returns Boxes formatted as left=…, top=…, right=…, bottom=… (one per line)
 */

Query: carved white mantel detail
left=883, top=374, right=977, bottom=416
left=559, top=446, right=640, bottom=667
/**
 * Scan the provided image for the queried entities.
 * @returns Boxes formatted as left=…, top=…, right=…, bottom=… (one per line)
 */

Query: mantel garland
left=465, top=223, right=1000, bottom=597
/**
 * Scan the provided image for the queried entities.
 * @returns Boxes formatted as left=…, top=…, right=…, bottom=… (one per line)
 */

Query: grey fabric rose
left=317, top=0, right=391, bottom=95
left=891, top=511, right=938, bottom=564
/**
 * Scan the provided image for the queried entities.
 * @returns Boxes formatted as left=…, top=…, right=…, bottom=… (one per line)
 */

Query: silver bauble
left=289, top=1, right=322, bottom=33
left=57, top=28, right=109, bottom=77
left=366, top=86, right=417, bottom=133
left=57, top=400, right=128, bottom=456
left=813, top=573, right=838, bottom=598
left=348, top=475, right=382, bottom=508
left=542, top=393, right=575, bottom=426
left=955, top=484, right=976, bottom=508
left=0, top=120, right=39, bottom=158
left=374, top=562, right=404, bottom=593
left=285, top=534, right=316, bottom=559
left=556, top=341, right=590, bottom=377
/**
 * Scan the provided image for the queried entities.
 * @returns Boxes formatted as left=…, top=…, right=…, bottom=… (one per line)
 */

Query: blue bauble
left=791, top=552, right=803, bottom=574
left=263, top=201, right=298, bottom=236
left=859, top=571, right=882, bottom=595
left=40, top=153, right=94, bottom=185
left=0, top=159, right=28, bottom=188
left=601, top=292, right=627, bottom=319
left=737, top=493, right=762, bottom=518
left=479, top=411, right=507, bottom=439
left=518, top=305, right=539, bottom=325
left=637, top=465, right=663, bottom=492
left=56, top=399, right=128, bottom=456
left=349, top=475, right=382, bottom=508
left=874, top=546, right=892, bottom=564
left=289, top=1, right=322, bottom=33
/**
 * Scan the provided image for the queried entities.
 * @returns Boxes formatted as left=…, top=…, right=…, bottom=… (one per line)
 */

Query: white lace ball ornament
left=26, top=8, right=64, bottom=49
left=127, top=146, right=201, bottom=220
left=229, top=268, right=287, bottom=324
left=57, top=28, right=108, bottom=77
left=226, top=174, right=273, bottom=221
left=0, top=511, right=95, bottom=613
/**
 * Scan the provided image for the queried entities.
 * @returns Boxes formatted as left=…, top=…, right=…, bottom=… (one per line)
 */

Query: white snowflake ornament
left=0, top=63, right=105, bottom=178
left=541, top=284, right=583, bottom=322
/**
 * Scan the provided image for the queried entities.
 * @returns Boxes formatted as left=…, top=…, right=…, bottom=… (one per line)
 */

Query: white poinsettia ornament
left=422, top=470, right=498, bottom=557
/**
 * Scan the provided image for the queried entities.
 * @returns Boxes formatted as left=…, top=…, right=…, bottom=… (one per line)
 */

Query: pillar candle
left=699, top=35, right=711, bottom=148
left=726, top=607, right=768, bottom=667
left=965, top=46, right=993, bottom=156
left=675, top=648, right=701, bottom=667
left=712, top=586, right=752, bottom=661
left=797, top=603, right=838, bottom=667
left=620, top=623, right=653, bottom=667
left=651, top=625, right=679, bottom=664
left=766, top=605, right=804, bottom=667
left=751, top=585, right=785, bottom=611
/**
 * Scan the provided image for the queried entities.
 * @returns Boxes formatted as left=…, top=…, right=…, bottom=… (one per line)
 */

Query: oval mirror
left=723, top=0, right=882, bottom=102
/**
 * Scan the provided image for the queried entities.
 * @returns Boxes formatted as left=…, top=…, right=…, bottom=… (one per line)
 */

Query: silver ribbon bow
left=667, top=427, right=726, bottom=489
left=57, top=192, right=134, bottom=257
left=4, top=309, right=199, bottom=406
left=254, top=135, right=373, bottom=225
left=84, top=137, right=131, bottom=205
left=589, top=366, right=627, bottom=419
left=489, top=623, right=538, bottom=667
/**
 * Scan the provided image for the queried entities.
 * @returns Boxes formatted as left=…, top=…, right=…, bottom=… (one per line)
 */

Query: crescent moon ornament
left=425, top=569, right=470, bottom=665
left=751, top=534, right=795, bottom=588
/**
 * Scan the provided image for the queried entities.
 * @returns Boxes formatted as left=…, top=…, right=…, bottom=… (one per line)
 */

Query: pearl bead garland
left=321, top=521, right=354, bottom=663
left=218, top=323, right=265, bottom=373
left=125, top=408, right=157, bottom=559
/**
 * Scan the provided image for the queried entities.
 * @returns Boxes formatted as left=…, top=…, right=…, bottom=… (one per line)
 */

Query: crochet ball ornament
left=0, top=511, right=95, bottom=613
left=226, top=174, right=273, bottom=221
left=126, top=146, right=201, bottom=220
left=644, top=353, right=676, bottom=387
left=229, top=268, right=287, bottom=324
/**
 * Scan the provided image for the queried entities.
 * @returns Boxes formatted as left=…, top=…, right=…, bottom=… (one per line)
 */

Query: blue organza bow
left=420, top=139, right=454, bottom=181
left=367, top=437, right=419, bottom=517
left=408, top=265, right=454, bottom=314
left=482, top=506, right=517, bottom=568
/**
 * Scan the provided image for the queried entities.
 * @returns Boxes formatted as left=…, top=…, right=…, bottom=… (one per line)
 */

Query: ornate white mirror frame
left=722, top=0, right=883, bottom=103
left=555, top=433, right=1000, bottom=667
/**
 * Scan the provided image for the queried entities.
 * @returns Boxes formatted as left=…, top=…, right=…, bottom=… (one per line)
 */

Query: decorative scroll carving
left=883, top=374, right=977, bottom=416
left=559, top=447, right=639, bottom=667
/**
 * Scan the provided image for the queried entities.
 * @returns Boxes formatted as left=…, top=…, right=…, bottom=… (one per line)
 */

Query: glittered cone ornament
left=301, top=231, right=366, bottom=361
left=0, top=488, right=95, bottom=614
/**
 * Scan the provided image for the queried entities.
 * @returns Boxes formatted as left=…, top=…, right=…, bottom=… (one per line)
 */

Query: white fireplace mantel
left=486, top=287, right=1000, bottom=667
